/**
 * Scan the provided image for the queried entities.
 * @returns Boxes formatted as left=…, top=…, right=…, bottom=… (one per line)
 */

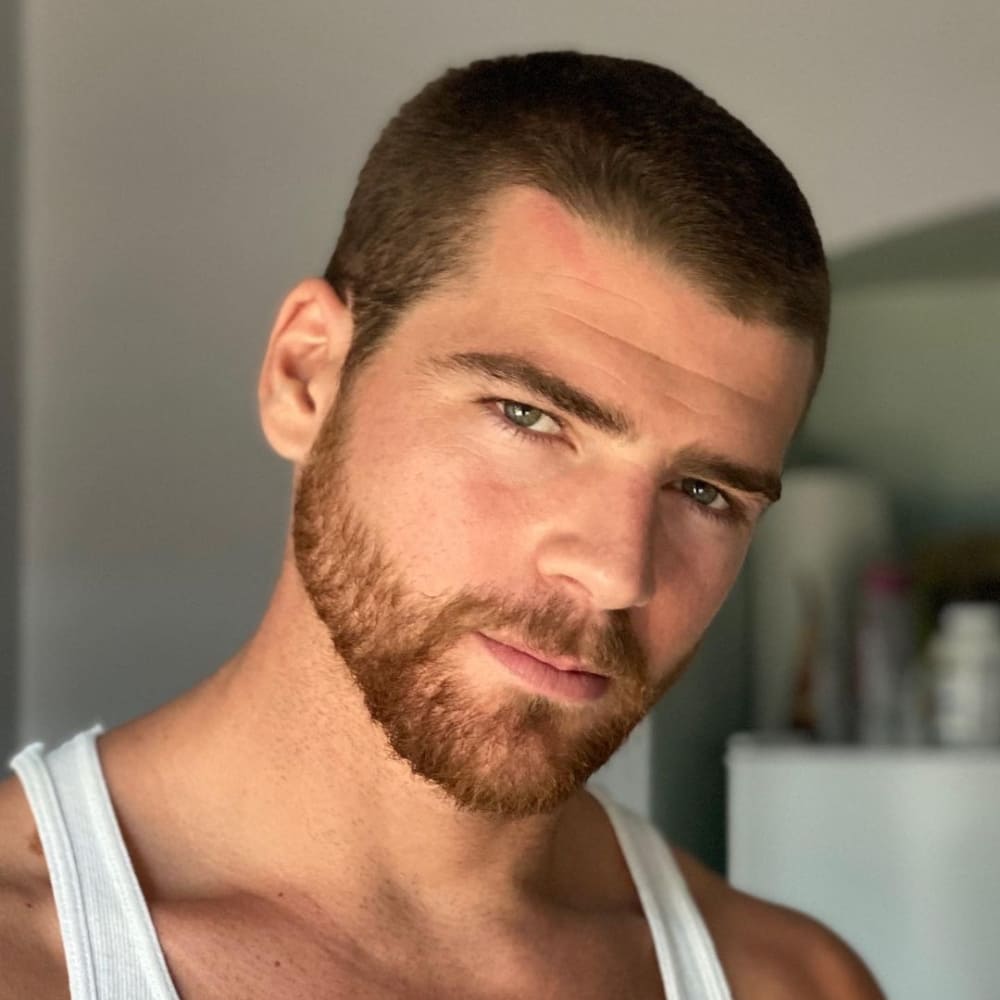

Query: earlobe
left=257, top=278, right=354, bottom=464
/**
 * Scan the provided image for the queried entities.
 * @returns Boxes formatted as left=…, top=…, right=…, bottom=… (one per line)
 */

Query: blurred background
left=2, top=3, right=998, bottom=996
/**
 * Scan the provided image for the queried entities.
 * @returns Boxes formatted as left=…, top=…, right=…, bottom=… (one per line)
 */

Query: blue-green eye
left=683, top=478, right=722, bottom=507
left=503, top=400, right=541, bottom=425
left=677, top=478, right=745, bottom=525
left=491, top=399, right=564, bottom=440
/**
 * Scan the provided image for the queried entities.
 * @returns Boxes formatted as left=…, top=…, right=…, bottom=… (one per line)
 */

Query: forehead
left=399, top=186, right=814, bottom=461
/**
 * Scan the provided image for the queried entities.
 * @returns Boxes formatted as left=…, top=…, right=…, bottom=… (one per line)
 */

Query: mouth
left=475, top=632, right=609, bottom=703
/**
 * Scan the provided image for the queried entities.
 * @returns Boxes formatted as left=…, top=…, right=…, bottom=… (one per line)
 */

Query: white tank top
left=10, top=726, right=733, bottom=1000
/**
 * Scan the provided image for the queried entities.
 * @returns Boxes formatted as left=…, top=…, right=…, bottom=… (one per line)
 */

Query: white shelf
left=727, top=732, right=1000, bottom=999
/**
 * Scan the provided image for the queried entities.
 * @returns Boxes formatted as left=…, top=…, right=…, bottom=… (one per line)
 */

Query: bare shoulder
left=671, top=845, right=886, bottom=1000
left=0, top=773, right=70, bottom=999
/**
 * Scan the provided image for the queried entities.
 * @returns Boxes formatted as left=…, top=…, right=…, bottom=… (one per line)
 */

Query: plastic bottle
left=855, top=563, right=916, bottom=744
left=930, top=602, right=1000, bottom=747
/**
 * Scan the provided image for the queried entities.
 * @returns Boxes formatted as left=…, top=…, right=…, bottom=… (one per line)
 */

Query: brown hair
left=325, top=51, right=829, bottom=399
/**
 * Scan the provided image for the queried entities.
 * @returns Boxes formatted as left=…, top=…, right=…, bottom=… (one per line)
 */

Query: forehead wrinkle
left=536, top=298, right=770, bottom=414
left=540, top=269, right=653, bottom=312
left=530, top=271, right=785, bottom=406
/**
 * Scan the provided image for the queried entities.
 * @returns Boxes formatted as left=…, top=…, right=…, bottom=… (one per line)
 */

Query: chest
left=153, top=902, right=667, bottom=1000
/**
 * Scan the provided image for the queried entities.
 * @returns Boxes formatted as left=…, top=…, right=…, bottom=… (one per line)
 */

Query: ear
left=257, top=277, right=353, bottom=464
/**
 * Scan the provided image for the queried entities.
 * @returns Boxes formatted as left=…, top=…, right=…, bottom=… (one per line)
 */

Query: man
left=0, top=51, right=885, bottom=998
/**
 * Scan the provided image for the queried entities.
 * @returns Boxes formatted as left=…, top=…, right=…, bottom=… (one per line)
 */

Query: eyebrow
left=418, top=350, right=783, bottom=504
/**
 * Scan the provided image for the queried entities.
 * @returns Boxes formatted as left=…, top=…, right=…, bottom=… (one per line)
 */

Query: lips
left=476, top=633, right=609, bottom=702
left=479, top=632, right=600, bottom=675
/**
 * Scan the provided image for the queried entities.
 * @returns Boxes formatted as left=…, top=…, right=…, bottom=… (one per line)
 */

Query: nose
left=534, top=471, right=658, bottom=612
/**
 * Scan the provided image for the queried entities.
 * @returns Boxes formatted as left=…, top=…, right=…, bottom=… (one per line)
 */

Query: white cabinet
left=727, top=735, right=1000, bottom=999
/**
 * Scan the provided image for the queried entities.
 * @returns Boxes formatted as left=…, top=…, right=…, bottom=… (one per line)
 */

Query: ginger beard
left=291, top=371, right=699, bottom=818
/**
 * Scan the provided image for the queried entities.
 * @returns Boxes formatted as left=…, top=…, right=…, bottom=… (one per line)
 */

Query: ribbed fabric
left=11, top=725, right=179, bottom=1000
left=590, top=785, right=734, bottom=1000
left=11, top=728, right=732, bottom=1000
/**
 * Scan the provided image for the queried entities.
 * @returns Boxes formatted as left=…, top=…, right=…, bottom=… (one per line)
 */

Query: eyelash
left=482, top=398, right=747, bottom=526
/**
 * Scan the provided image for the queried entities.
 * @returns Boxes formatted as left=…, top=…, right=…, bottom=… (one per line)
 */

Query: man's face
left=292, top=187, right=814, bottom=818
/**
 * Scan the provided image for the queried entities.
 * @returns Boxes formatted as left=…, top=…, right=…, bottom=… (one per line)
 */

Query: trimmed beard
left=291, top=378, right=690, bottom=818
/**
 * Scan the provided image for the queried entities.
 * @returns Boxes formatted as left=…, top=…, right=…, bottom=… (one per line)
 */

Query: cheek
left=649, top=519, right=751, bottom=635
left=435, top=465, right=542, bottom=576
left=352, top=430, right=517, bottom=595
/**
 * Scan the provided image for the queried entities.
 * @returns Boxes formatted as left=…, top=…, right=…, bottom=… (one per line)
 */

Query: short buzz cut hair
left=324, top=50, right=829, bottom=400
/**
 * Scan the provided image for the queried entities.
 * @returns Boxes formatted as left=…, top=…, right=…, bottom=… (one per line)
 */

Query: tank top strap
left=589, top=785, right=734, bottom=1000
left=10, top=726, right=179, bottom=1000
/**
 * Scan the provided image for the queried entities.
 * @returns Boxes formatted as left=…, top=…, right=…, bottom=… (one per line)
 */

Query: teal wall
left=795, top=208, right=1000, bottom=553
left=651, top=574, right=750, bottom=874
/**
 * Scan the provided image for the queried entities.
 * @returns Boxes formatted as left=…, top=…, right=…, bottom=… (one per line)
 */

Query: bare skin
left=0, top=187, right=885, bottom=999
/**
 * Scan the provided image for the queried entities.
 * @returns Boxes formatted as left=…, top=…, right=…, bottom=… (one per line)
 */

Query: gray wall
left=1, top=1, right=20, bottom=760
left=10, top=2, right=1000, bottom=870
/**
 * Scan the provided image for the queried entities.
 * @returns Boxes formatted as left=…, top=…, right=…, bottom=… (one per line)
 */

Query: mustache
left=407, top=585, right=648, bottom=686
